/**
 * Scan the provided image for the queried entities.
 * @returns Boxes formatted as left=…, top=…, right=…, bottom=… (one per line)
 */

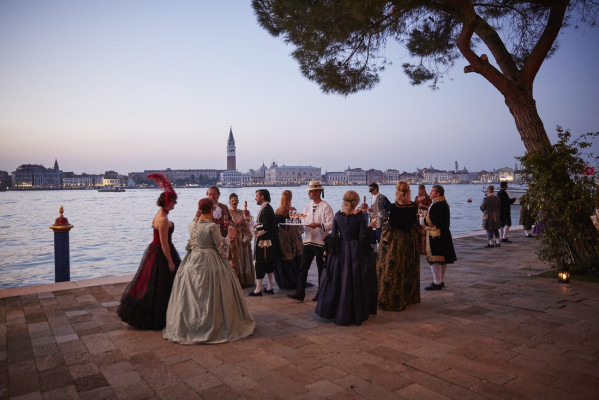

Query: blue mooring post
left=49, top=205, right=74, bottom=282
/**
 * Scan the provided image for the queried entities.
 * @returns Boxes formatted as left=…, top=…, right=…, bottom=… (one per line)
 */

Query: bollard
left=49, top=205, right=74, bottom=282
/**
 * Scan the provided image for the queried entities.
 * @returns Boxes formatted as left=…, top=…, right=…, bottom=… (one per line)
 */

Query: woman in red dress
left=117, top=174, right=181, bottom=330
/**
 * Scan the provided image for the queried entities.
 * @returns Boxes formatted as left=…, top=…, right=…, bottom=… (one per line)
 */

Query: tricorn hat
left=306, top=181, right=324, bottom=191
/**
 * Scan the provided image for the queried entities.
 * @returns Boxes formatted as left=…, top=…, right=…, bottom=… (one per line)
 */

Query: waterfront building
left=398, top=172, right=420, bottom=184
left=422, top=166, right=451, bottom=183
left=227, top=127, right=236, bottom=171
left=497, top=167, right=516, bottom=182
left=62, top=173, right=103, bottom=188
left=322, top=171, right=349, bottom=185
left=478, top=170, right=499, bottom=183
left=248, top=163, right=267, bottom=185
left=366, top=169, right=384, bottom=185
left=0, top=170, right=9, bottom=190
left=11, top=161, right=61, bottom=189
left=384, top=169, right=400, bottom=184
left=128, top=168, right=221, bottom=186
left=344, top=167, right=367, bottom=185
left=220, top=170, right=251, bottom=186
left=264, top=163, right=321, bottom=185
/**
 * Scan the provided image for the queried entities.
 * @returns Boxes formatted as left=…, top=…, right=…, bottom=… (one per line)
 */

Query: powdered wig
left=342, top=190, right=360, bottom=214
left=395, top=181, right=411, bottom=203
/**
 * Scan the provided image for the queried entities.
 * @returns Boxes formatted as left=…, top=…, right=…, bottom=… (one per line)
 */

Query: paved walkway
left=1, top=230, right=598, bottom=400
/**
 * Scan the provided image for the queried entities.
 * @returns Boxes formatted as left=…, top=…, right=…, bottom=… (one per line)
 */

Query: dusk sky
left=1, top=1, right=598, bottom=176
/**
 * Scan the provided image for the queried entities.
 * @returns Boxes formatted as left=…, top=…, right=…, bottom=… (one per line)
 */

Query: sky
left=1, top=1, right=598, bottom=176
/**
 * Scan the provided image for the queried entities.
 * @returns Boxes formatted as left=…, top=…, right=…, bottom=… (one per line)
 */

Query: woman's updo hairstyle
left=157, top=192, right=177, bottom=207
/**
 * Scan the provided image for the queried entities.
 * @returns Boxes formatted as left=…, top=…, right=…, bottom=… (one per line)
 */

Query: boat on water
left=97, top=186, right=126, bottom=192
left=481, top=183, right=527, bottom=202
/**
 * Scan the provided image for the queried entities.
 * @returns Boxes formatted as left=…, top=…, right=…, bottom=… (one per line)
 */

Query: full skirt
left=315, top=239, right=377, bottom=326
left=163, top=248, right=255, bottom=344
left=117, top=243, right=180, bottom=330
left=377, top=226, right=420, bottom=311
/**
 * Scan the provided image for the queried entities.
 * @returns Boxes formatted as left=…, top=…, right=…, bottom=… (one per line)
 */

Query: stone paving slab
left=1, top=231, right=599, bottom=399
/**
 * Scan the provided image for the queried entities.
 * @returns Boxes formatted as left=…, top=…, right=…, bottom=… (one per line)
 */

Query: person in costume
left=207, top=185, right=232, bottom=238
left=519, top=193, right=536, bottom=238
left=249, top=189, right=277, bottom=296
left=163, top=198, right=255, bottom=344
left=377, top=181, right=420, bottom=311
left=228, top=193, right=255, bottom=287
left=367, top=182, right=391, bottom=249
left=288, top=181, right=335, bottom=302
left=315, top=190, right=377, bottom=325
left=480, top=185, right=502, bottom=248
left=498, top=181, right=517, bottom=242
left=273, top=190, right=303, bottom=289
left=117, top=173, right=181, bottom=330
left=423, top=185, right=457, bottom=291
left=414, top=184, right=432, bottom=254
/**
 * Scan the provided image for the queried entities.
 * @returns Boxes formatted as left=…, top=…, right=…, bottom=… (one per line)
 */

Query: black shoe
left=441, top=282, right=445, bottom=288
left=495, top=243, right=501, bottom=247
left=312, top=295, right=318, bottom=302
left=501, top=238, right=511, bottom=242
left=287, top=292, right=305, bottom=301
left=526, top=234, right=534, bottom=238
left=262, top=288, right=274, bottom=295
left=484, top=244, right=494, bottom=248
left=248, top=291, right=262, bottom=297
left=425, top=282, right=443, bottom=291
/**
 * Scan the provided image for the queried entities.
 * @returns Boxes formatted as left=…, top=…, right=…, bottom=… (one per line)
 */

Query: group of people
left=117, top=175, right=457, bottom=344
left=480, top=181, right=535, bottom=248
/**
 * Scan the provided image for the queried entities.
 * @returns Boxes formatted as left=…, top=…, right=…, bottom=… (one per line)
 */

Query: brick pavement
left=1, top=231, right=598, bottom=399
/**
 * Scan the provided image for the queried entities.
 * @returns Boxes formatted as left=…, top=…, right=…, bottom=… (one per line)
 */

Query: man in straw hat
left=288, top=181, right=335, bottom=302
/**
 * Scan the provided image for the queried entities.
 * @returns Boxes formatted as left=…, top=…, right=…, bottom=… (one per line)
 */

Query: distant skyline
left=1, top=1, right=598, bottom=176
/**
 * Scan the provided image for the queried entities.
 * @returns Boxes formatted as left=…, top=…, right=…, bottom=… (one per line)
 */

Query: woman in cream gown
left=163, top=198, right=255, bottom=344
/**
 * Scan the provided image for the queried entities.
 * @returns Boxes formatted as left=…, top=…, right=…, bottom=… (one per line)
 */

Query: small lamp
left=557, top=268, right=570, bottom=283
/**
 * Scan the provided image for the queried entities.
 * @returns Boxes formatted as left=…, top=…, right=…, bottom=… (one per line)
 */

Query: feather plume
left=147, top=173, right=176, bottom=205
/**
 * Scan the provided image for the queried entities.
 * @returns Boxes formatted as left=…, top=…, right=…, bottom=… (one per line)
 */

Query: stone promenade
left=1, top=231, right=598, bottom=399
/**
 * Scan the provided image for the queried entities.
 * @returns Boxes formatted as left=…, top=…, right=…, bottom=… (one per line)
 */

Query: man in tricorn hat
left=288, top=181, right=334, bottom=302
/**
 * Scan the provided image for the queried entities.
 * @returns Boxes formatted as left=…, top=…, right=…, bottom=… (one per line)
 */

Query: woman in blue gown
left=315, top=190, right=377, bottom=326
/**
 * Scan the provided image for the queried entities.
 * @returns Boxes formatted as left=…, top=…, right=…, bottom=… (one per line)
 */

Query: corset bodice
left=152, top=224, right=174, bottom=245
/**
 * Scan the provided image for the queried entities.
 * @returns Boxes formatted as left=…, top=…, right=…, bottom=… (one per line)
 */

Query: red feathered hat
left=147, top=173, right=176, bottom=206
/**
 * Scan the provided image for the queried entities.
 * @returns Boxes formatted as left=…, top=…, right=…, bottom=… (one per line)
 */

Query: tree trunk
left=504, top=92, right=552, bottom=153
left=504, top=91, right=599, bottom=274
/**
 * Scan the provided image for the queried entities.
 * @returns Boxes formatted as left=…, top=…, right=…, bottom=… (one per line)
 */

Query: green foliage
left=519, top=128, right=599, bottom=274
left=252, top=0, right=598, bottom=92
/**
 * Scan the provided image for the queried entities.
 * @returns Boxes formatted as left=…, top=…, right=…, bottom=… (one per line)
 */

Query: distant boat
left=481, top=183, right=527, bottom=202
left=98, top=186, right=126, bottom=192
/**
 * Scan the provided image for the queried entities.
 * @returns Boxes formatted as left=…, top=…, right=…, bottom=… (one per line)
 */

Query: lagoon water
left=0, top=184, right=515, bottom=289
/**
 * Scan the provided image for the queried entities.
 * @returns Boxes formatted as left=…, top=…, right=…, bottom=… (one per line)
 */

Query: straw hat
left=305, top=181, right=324, bottom=191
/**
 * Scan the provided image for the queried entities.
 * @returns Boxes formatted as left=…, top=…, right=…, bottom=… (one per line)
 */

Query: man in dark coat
left=497, top=181, right=517, bottom=242
left=249, top=189, right=277, bottom=296
left=424, top=185, right=457, bottom=291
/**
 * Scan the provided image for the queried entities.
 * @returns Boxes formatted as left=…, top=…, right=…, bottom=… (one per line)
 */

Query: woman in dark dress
left=315, top=190, right=377, bottom=326
left=117, top=173, right=181, bottom=330
left=273, top=190, right=303, bottom=289
left=377, top=181, right=420, bottom=311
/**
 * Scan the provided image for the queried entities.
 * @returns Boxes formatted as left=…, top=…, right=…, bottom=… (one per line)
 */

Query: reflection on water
left=0, top=185, right=514, bottom=289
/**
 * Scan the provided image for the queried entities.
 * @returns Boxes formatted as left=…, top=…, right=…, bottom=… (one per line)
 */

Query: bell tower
left=227, top=127, right=236, bottom=171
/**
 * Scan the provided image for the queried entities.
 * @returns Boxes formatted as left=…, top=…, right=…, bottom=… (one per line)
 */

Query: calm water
left=0, top=184, right=511, bottom=289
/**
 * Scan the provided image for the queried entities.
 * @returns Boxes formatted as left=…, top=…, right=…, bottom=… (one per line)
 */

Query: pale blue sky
left=1, top=1, right=598, bottom=175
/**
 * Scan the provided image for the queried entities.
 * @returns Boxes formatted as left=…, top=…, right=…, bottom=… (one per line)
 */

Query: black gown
left=117, top=225, right=181, bottom=330
left=315, top=211, right=377, bottom=326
